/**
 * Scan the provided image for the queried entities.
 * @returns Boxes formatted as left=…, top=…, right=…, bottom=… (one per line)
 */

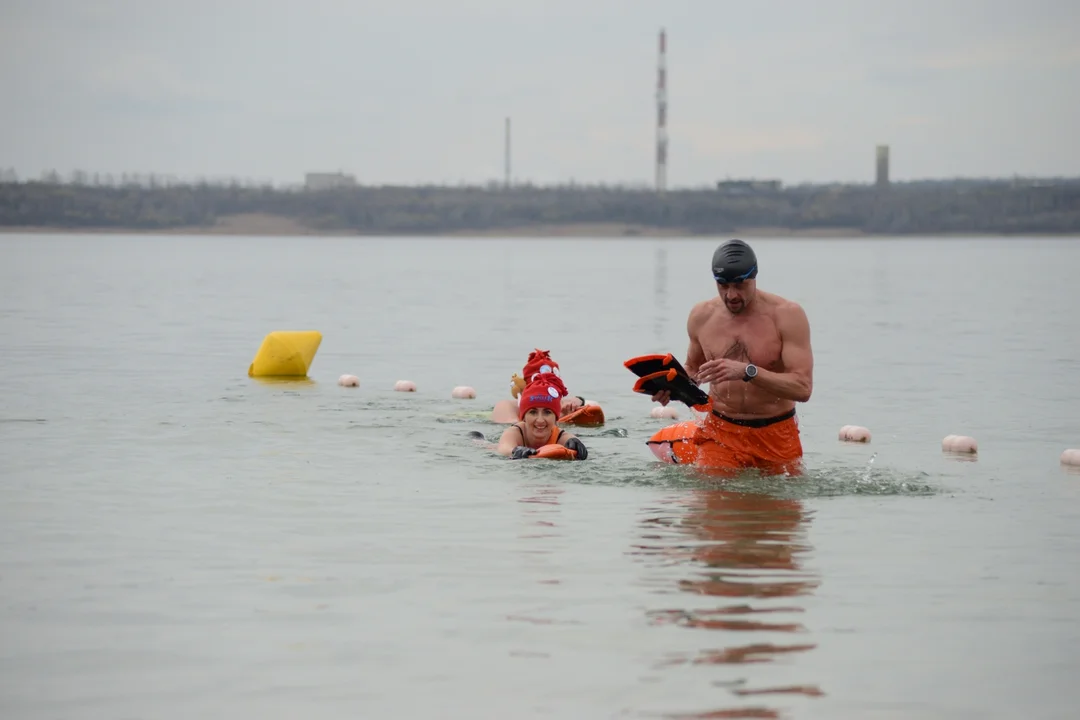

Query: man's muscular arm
left=495, top=425, right=522, bottom=456
left=749, top=302, right=813, bottom=402
left=652, top=302, right=709, bottom=405
left=683, top=302, right=709, bottom=380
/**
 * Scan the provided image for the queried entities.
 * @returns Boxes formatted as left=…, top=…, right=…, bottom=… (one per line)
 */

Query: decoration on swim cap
left=510, top=372, right=526, bottom=398
left=518, top=372, right=568, bottom=420
left=712, top=239, right=758, bottom=284
left=522, top=348, right=561, bottom=383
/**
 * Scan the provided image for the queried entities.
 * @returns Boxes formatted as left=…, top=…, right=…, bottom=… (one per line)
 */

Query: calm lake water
left=1, top=232, right=1079, bottom=719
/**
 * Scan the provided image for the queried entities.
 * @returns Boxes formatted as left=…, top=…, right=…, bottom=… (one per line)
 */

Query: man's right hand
left=651, top=390, right=671, bottom=406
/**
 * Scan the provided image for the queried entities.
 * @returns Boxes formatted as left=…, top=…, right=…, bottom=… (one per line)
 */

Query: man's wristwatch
left=743, top=364, right=758, bottom=382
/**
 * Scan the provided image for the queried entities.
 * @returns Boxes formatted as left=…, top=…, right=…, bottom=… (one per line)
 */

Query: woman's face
left=523, top=407, right=558, bottom=437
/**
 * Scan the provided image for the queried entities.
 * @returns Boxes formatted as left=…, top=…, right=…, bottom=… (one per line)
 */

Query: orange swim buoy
left=529, top=444, right=578, bottom=460
left=559, top=404, right=605, bottom=427
left=645, top=421, right=698, bottom=463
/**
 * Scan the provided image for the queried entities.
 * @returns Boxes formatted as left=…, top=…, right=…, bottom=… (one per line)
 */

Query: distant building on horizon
left=876, top=145, right=890, bottom=187
left=304, top=172, right=357, bottom=191
left=716, top=179, right=782, bottom=194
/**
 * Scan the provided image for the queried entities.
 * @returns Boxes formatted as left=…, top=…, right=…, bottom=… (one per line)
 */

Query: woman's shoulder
left=501, top=422, right=525, bottom=436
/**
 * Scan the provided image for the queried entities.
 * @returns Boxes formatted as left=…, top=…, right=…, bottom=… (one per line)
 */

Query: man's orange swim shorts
left=646, top=407, right=803, bottom=475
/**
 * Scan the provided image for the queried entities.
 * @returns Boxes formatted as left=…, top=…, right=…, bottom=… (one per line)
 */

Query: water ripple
left=629, top=489, right=823, bottom=717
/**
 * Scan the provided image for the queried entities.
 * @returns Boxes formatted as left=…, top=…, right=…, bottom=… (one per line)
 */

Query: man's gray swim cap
left=711, top=239, right=758, bottom=284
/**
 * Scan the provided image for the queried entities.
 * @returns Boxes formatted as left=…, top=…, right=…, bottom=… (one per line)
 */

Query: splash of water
left=861, top=452, right=878, bottom=483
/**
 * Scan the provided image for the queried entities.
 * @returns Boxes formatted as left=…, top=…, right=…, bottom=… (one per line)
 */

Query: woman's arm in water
left=495, top=425, right=522, bottom=456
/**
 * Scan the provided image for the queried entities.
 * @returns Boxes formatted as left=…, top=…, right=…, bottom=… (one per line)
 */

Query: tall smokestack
left=505, top=117, right=511, bottom=189
left=656, top=29, right=668, bottom=193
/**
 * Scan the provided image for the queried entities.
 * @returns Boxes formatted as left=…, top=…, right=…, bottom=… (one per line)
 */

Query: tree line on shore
left=1, top=177, right=1078, bottom=234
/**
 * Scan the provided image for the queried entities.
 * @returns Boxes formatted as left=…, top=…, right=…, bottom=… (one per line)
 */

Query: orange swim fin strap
left=632, top=369, right=711, bottom=411
left=623, top=353, right=688, bottom=379
left=529, top=444, right=577, bottom=460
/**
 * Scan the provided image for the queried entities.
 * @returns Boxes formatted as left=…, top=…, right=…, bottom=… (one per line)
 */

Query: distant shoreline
left=6, top=181, right=1080, bottom=236
left=1, top=214, right=1076, bottom=239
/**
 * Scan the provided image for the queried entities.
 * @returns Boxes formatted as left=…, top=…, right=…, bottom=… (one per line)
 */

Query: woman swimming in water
left=495, top=372, right=589, bottom=460
left=491, top=349, right=594, bottom=424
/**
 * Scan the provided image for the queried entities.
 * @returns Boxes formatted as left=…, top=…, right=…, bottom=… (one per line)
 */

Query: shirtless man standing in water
left=652, top=239, right=813, bottom=473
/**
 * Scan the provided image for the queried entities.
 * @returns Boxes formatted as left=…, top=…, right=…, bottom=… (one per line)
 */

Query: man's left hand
left=695, top=358, right=749, bottom=384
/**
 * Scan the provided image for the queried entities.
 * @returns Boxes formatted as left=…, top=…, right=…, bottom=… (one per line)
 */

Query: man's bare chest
left=701, top=317, right=784, bottom=369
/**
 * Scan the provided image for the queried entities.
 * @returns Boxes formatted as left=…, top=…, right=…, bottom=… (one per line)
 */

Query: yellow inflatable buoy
left=248, top=330, right=322, bottom=378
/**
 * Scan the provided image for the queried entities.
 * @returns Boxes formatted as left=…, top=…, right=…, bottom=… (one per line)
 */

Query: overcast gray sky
left=2, top=0, right=1077, bottom=188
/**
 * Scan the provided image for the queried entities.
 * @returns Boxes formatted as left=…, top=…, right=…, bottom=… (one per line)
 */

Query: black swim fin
left=632, top=368, right=711, bottom=411
left=624, top=353, right=691, bottom=379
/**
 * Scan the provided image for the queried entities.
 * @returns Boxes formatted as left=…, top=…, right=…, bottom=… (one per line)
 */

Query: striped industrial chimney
left=655, top=29, right=668, bottom=193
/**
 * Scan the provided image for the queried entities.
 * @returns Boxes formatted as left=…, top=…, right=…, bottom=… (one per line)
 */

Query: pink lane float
left=451, top=386, right=476, bottom=399
left=394, top=380, right=417, bottom=392
left=338, top=374, right=360, bottom=387
left=838, top=425, right=871, bottom=443
left=1062, top=449, right=1080, bottom=468
left=942, top=435, right=978, bottom=454
left=650, top=406, right=679, bottom=420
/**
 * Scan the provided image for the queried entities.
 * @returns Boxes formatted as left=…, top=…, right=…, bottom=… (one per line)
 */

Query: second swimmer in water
left=495, top=372, right=589, bottom=460
left=491, top=348, right=588, bottom=424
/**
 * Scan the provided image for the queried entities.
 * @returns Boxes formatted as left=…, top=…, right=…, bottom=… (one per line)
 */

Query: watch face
left=746, top=365, right=757, bottom=377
